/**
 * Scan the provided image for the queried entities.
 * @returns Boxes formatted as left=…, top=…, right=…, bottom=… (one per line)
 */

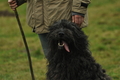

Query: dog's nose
left=58, top=32, right=64, bottom=37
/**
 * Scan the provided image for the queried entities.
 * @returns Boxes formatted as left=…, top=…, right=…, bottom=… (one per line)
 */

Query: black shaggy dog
left=47, top=20, right=111, bottom=80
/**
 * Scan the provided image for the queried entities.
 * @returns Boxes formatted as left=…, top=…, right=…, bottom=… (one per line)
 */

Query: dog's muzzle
left=58, top=41, right=64, bottom=47
left=58, top=40, right=70, bottom=52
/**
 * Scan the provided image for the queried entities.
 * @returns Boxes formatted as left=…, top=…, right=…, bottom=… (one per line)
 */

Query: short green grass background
left=0, top=0, right=120, bottom=80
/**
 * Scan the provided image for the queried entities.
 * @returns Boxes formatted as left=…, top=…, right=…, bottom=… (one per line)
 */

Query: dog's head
left=48, top=20, right=88, bottom=53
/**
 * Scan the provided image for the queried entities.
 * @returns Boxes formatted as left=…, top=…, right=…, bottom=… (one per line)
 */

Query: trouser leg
left=38, top=33, right=49, bottom=57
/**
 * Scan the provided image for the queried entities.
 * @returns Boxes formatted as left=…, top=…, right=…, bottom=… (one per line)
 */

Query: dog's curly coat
left=47, top=20, right=111, bottom=80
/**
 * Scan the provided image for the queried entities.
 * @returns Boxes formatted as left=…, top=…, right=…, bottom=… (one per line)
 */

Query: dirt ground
left=0, top=10, right=14, bottom=17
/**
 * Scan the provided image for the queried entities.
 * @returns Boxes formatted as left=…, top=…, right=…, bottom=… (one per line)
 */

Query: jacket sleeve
left=72, top=0, right=91, bottom=15
left=16, top=0, right=27, bottom=6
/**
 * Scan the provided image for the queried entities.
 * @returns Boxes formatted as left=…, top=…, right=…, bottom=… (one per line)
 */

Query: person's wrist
left=72, top=12, right=85, bottom=17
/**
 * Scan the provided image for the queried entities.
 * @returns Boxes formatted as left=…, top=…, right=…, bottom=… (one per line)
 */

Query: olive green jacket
left=17, top=0, right=91, bottom=34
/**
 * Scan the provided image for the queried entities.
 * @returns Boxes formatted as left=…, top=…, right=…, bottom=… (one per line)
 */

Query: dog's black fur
left=47, top=20, right=111, bottom=80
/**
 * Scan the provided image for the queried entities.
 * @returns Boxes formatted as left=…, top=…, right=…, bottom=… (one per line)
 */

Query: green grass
left=0, top=0, right=120, bottom=80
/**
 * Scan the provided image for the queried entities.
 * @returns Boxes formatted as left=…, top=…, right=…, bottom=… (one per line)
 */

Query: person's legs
left=38, top=33, right=49, bottom=57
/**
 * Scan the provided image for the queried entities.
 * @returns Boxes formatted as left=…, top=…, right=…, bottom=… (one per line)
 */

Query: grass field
left=0, top=0, right=120, bottom=80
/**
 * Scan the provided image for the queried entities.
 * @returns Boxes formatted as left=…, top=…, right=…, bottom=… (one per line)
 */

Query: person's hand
left=8, top=0, right=18, bottom=10
left=72, top=15, right=84, bottom=26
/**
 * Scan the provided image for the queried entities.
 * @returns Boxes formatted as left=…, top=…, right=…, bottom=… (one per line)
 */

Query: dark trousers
left=38, top=33, right=49, bottom=57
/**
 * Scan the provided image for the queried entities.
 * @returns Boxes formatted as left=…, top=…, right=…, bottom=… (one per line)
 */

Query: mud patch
left=0, top=10, right=14, bottom=17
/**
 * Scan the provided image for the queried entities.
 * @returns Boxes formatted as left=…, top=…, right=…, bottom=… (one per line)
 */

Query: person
left=8, top=0, right=91, bottom=57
